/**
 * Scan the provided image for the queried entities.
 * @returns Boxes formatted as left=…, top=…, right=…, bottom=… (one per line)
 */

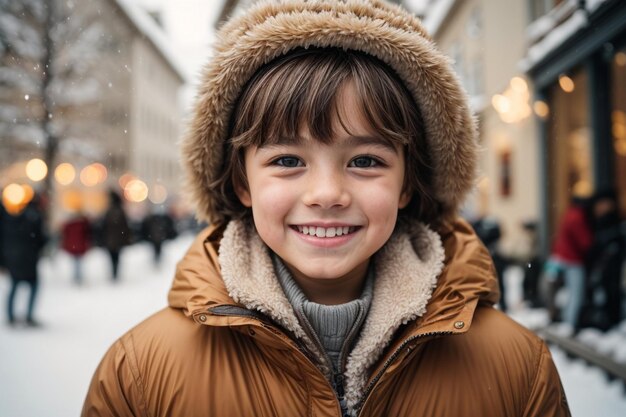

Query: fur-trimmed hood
left=182, top=0, right=478, bottom=223
left=168, top=218, right=499, bottom=413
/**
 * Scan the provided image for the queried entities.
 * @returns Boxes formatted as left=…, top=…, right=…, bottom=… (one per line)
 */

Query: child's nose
left=302, top=169, right=350, bottom=209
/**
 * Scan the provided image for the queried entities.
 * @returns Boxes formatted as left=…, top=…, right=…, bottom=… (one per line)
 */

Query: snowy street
left=1, top=235, right=625, bottom=417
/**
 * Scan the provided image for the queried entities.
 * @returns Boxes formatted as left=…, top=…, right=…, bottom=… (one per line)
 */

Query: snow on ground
left=0, top=234, right=194, bottom=417
left=1, top=239, right=625, bottom=416
left=505, top=265, right=626, bottom=416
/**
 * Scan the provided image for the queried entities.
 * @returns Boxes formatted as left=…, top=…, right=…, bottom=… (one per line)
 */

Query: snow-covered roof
left=519, top=0, right=610, bottom=72
left=113, top=0, right=188, bottom=83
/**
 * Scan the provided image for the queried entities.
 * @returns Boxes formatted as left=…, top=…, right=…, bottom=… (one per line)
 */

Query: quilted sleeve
left=523, top=342, right=571, bottom=417
left=81, top=335, right=149, bottom=417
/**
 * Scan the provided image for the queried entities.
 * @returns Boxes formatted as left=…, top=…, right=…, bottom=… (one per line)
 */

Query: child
left=82, top=1, right=570, bottom=416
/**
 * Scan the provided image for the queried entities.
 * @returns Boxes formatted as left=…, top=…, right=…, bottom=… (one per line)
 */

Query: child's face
left=236, top=83, right=411, bottom=284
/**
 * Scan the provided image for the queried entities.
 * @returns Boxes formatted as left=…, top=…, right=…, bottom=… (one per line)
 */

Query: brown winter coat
left=82, top=218, right=570, bottom=417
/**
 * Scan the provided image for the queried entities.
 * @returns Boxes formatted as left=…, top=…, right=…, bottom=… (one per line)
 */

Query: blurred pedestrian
left=508, top=220, right=543, bottom=308
left=542, top=196, right=593, bottom=332
left=583, top=189, right=625, bottom=329
left=1, top=195, right=47, bottom=327
left=141, top=205, right=176, bottom=266
left=101, top=190, right=131, bottom=281
left=471, top=216, right=509, bottom=311
left=61, top=211, right=92, bottom=285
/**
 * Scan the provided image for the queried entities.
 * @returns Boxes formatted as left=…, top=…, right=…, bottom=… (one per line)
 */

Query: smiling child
left=82, top=1, right=571, bottom=416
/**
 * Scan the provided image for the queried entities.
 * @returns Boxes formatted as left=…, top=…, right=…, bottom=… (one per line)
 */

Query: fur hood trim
left=217, top=219, right=445, bottom=412
left=182, top=0, right=478, bottom=223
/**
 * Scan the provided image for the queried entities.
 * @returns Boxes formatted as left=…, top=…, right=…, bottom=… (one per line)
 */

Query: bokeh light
left=80, top=164, right=101, bottom=187
left=558, top=75, right=575, bottom=93
left=533, top=100, right=550, bottom=119
left=61, top=188, right=83, bottom=212
left=55, top=163, right=76, bottom=185
left=2, top=183, right=34, bottom=215
left=124, top=179, right=148, bottom=202
left=83, top=189, right=109, bottom=214
left=118, top=172, right=135, bottom=189
left=491, top=94, right=510, bottom=113
left=3, top=183, right=25, bottom=205
left=510, top=77, right=528, bottom=94
left=25, top=158, right=48, bottom=182
left=148, top=183, right=168, bottom=204
left=90, top=163, right=108, bottom=184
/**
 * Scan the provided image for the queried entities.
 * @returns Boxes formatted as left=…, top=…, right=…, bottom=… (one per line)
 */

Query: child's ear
left=234, top=181, right=252, bottom=208
left=398, top=191, right=412, bottom=209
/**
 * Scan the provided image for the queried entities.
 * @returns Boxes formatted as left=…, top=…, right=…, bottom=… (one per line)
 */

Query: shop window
left=547, top=67, right=592, bottom=229
left=612, top=47, right=626, bottom=217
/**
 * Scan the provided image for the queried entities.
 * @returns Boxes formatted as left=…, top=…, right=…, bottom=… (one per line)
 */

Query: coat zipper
left=206, top=306, right=344, bottom=415
left=292, top=305, right=351, bottom=416
left=355, top=330, right=453, bottom=416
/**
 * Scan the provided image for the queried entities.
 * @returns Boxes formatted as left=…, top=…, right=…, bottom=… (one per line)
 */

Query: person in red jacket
left=61, top=212, right=92, bottom=285
left=543, top=197, right=593, bottom=331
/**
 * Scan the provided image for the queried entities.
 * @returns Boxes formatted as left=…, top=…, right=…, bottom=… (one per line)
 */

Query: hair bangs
left=230, top=48, right=353, bottom=148
left=214, top=47, right=438, bottom=224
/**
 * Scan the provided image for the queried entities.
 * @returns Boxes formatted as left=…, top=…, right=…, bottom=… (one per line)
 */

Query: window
left=547, top=67, right=592, bottom=229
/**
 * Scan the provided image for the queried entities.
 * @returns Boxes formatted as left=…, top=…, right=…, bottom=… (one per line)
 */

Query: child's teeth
left=298, top=226, right=354, bottom=237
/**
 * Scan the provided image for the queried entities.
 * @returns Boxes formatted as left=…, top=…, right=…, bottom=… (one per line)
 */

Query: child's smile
left=290, top=224, right=361, bottom=248
left=235, top=83, right=411, bottom=301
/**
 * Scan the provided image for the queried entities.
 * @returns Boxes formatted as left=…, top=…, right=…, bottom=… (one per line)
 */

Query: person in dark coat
left=583, top=189, right=625, bottom=329
left=1, top=196, right=47, bottom=327
left=61, top=212, right=92, bottom=285
left=141, top=205, right=177, bottom=266
left=471, top=216, right=509, bottom=311
left=101, top=191, right=131, bottom=281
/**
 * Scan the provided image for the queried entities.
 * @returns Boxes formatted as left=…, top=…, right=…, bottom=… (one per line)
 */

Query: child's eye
left=272, top=156, right=303, bottom=168
left=349, top=156, right=380, bottom=168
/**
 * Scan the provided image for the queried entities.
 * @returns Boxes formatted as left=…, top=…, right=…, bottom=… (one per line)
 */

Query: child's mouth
left=292, top=225, right=358, bottom=238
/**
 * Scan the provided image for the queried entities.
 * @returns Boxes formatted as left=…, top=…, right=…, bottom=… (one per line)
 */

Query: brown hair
left=210, top=47, right=439, bottom=224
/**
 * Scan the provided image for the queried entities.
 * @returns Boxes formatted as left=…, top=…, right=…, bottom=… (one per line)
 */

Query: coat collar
left=168, top=218, right=499, bottom=411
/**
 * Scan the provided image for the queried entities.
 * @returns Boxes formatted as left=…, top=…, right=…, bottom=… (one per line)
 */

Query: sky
left=133, top=0, right=226, bottom=85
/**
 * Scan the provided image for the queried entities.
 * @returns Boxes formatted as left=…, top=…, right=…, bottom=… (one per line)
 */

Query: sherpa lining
left=218, top=219, right=445, bottom=413
left=182, top=0, right=478, bottom=224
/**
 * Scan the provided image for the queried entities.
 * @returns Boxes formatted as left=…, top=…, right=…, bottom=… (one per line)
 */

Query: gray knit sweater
left=272, top=254, right=374, bottom=373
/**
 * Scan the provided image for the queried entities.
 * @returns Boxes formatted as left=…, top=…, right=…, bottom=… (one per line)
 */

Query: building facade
left=522, top=0, right=626, bottom=251
left=0, top=0, right=185, bottom=226
left=413, top=0, right=540, bottom=255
